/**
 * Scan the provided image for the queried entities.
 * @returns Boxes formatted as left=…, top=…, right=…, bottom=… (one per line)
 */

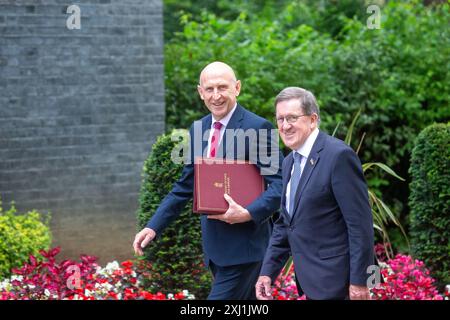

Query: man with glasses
left=255, top=87, right=374, bottom=300
left=133, top=61, right=283, bottom=300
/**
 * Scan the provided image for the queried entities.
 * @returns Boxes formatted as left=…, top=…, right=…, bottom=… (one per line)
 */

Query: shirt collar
left=295, top=128, right=319, bottom=159
left=211, top=103, right=237, bottom=129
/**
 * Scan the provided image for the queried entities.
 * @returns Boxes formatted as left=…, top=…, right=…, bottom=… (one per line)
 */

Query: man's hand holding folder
left=207, top=193, right=252, bottom=224
left=193, top=157, right=265, bottom=224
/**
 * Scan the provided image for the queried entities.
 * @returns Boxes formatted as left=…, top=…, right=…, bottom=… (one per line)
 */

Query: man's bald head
left=197, top=61, right=241, bottom=121
left=199, top=61, right=237, bottom=86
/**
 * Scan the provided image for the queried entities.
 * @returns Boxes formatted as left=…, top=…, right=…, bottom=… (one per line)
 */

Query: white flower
left=44, top=289, right=51, bottom=297
left=167, top=293, right=174, bottom=300
left=181, top=290, right=195, bottom=300
left=105, top=261, right=120, bottom=272
left=0, top=280, right=12, bottom=291
left=0, top=279, right=9, bottom=287
left=11, top=275, right=23, bottom=282
left=99, top=283, right=113, bottom=292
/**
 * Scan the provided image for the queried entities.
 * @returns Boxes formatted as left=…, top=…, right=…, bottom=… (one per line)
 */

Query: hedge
left=409, top=123, right=450, bottom=289
left=136, top=129, right=212, bottom=299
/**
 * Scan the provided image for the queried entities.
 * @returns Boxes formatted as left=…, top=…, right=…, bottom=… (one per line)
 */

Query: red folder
left=193, top=157, right=265, bottom=214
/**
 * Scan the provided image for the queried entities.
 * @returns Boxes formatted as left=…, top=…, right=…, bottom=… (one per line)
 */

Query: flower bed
left=371, top=254, right=443, bottom=300
left=1, top=245, right=447, bottom=300
left=272, top=244, right=445, bottom=300
left=0, top=247, right=194, bottom=300
left=271, top=269, right=306, bottom=300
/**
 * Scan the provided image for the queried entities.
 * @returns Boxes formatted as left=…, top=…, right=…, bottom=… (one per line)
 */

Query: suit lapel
left=281, top=153, right=293, bottom=216
left=290, top=131, right=326, bottom=219
left=201, top=115, right=212, bottom=157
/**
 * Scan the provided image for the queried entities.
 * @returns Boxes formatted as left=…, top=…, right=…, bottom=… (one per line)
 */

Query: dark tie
left=289, top=152, right=302, bottom=216
left=209, top=121, right=223, bottom=158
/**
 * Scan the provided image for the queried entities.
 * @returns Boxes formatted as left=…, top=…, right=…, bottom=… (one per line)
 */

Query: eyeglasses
left=276, top=114, right=309, bottom=125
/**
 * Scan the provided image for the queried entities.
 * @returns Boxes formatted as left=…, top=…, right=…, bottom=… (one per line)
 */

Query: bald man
left=133, top=62, right=284, bottom=300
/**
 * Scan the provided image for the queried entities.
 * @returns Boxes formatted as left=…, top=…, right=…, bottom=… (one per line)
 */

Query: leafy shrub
left=0, top=200, right=51, bottom=279
left=409, top=123, right=450, bottom=289
left=136, top=129, right=212, bottom=299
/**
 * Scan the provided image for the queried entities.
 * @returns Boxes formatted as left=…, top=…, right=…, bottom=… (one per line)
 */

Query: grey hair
left=275, top=87, right=321, bottom=123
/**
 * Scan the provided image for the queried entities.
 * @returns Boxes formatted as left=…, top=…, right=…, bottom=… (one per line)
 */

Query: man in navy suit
left=255, top=87, right=374, bottom=300
left=133, top=62, right=283, bottom=300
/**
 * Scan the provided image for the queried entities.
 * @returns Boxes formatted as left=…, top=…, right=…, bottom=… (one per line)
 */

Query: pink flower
left=270, top=244, right=445, bottom=300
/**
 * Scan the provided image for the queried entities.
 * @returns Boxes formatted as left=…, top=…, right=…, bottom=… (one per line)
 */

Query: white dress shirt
left=206, top=103, right=237, bottom=156
left=285, top=128, right=320, bottom=213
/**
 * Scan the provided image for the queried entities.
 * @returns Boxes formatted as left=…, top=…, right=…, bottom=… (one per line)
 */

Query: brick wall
left=0, top=0, right=164, bottom=263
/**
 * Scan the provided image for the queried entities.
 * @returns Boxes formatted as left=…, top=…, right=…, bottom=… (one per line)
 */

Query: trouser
left=295, top=275, right=349, bottom=300
left=207, top=260, right=262, bottom=300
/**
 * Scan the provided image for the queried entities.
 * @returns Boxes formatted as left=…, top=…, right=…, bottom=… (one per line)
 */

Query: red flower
left=174, top=292, right=185, bottom=300
left=121, top=261, right=133, bottom=268
left=107, top=292, right=118, bottom=300
left=140, top=291, right=154, bottom=300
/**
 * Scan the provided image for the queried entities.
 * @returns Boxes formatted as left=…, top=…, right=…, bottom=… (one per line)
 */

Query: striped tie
left=288, top=152, right=302, bottom=216
left=209, top=121, right=223, bottom=158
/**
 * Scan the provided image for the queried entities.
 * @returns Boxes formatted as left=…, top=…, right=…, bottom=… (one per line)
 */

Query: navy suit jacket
left=260, top=131, right=374, bottom=299
left=147, top=104, right=284, bottom=267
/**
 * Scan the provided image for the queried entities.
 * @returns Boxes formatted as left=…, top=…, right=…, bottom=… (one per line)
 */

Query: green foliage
left=165, top=0, right=449, bottom=163
left=338, top=109, right=409, bottom=258
left=409, top=123, right=450, bottom=289
left=164, top=0, right=295, bottom=40
left=163, top=0, right=368, bottom=41
left=333, top=0, right=449, bottom=167
left=136, top=129, right=212, bottom=299
left=165, top=5, right=340, bottom=132
left=0, top=199, right=51, bottom=279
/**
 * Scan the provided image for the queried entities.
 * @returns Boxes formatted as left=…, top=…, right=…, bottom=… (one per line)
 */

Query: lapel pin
left=310, top=158, right=315, bottom=166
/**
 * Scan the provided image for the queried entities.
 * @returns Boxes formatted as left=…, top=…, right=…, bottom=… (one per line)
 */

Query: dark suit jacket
left=147, top=104, right=284, bottom=267
left=260, top=131, right=374, bottom=299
